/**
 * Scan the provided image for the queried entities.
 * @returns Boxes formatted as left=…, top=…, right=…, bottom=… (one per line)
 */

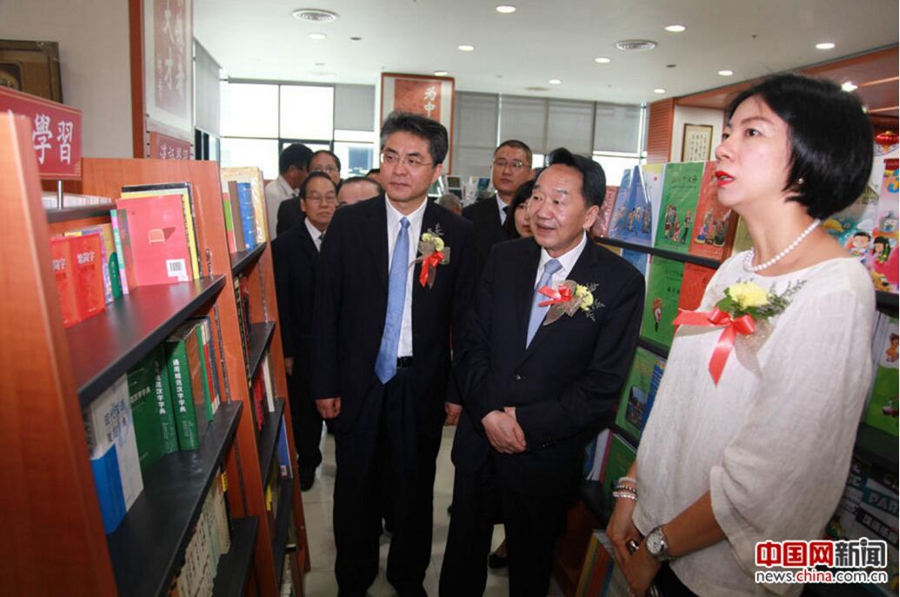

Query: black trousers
left=287, top=372, right=322, bottom=481
left=333, top=367, right=442, bottom=597
left=440, top=454, right=566, bottom=597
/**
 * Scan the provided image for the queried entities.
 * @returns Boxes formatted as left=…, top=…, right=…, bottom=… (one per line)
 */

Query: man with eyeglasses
left=272, top=172, right=337, bottom=492
left=463, top=140, right=535, bottom=278
left=313, top=112, right=475, bottom=597
left=309, top=149, right=342, bottom=185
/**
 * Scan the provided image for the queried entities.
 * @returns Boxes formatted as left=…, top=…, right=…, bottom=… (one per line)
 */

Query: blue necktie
left=526, top=259, right=562, bottom=347
left=375, top=217, right=410, bottom=383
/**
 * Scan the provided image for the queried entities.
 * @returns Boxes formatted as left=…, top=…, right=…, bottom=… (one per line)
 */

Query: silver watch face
left=646, top=529, right=664, bottom=555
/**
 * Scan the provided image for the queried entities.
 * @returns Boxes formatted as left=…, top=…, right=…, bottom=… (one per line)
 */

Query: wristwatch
left=645, top=525, right=674, bottom=562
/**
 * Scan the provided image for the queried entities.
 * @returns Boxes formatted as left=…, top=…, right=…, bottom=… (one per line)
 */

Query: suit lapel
left=364, top=196, right=389, bottom=290
left=521, top=238, right=597, bottom=360
left=514, top=241, right=542, bottom=356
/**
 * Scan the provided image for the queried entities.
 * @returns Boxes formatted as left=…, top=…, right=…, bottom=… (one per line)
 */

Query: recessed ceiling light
left=616, top=39, right=658, bottom=52
left=315, top=62, right=326, bottom=67
left=496, top=5, right=516, bottom=14
left=525, top=86, right=549, bottom=92
left=458, top=44, right=475, bottom=52
left=434, top=70, right=449, bottom=77
left=653, top=88, right=666, bottom=94
left=292, top=8, right=340, bottom=23
left=718, top=70, right=734, bottom=76
left=350, top=36, right=362, bottom=42
left=594, top=57, right=611, bottom=64
left=308, top=32, right=327, bottom=40
left=549, top=79, right=562, bottom=85
left=816, top=42, right=835, bottom=50
left=842, top=81, right=858, bottom=92
left=665, top=25, right=686, bottom=33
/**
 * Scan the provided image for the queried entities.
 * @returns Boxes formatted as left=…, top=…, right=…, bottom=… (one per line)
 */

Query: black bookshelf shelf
left=597, top=237, right=722, bottom=269
left=44, top=205, right=113, bottom=222
left=876, top=291, right=898, bottom=312
left=638, top=337, right=670, bottom=359
left=272, top=478, right=295, bottom=589
left=258, top=398, right=286, bottom=479
left=854, top=424, right=899, bottom=473
left=70, top=276, right=226, bottom=409
left=212, top=516, right=260, bottom=597
left=230, top=244, right=267, bottom=276
left=248, top=321, right=277, bottom=381
left=107, top=402, right=242, bottom=597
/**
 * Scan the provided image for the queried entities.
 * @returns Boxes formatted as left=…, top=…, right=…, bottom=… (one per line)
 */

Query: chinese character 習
left=57, top=121, right=73, bottom=164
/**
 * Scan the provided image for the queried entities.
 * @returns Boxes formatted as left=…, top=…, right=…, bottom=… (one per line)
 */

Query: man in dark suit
left=440, top=149, right=645, bottom=596
left=272, top=172, right=337, bottom=491
left=313, top=112, right=475, bottom=597
left=272, top=143, right=314, bottom=237
left=462, top=140, right=535, bottom=277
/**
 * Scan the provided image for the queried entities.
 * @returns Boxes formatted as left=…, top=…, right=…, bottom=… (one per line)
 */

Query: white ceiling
left=194, top=0, right=899, bottom=106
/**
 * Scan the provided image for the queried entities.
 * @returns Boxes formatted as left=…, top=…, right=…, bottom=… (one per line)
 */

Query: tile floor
left=300, top=426, right=565, bottom=596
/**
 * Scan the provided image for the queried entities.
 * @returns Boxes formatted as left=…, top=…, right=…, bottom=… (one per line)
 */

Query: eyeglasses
left=304, top=193, right=338, bottom=205
left=311, top=165, right=340, bottom=174
left=492, top=159, right=528, bottom=171
left=381, top=151, right=434, bottom=169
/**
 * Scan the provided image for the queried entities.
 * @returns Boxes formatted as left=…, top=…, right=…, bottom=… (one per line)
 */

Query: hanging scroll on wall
left=380, top=73, right=455, bottom=172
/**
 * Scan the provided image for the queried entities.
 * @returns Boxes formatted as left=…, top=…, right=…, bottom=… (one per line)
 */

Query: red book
left=252, top=374, right=266, bottom=433
left=688, top=162, right=738, bottom=261
left=592, top=186, right=619, bottom=238
left=50, top=237, right=82, bottom=328
left=677, top=262, right=717, bottom=313
left=116, top=194, right=192, bottom=287
left=69, top=233, right=106, bottom=321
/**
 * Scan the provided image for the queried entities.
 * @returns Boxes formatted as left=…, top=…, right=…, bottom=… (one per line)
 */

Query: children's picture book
left=620, top=249, right=649, bottom=280
left=614, top=348, right=667, bottom=442
left=221, top=167, right=268, bottom=245
left=866, top=158, right=898, bottom=293
left=641, top=163, right=666, bottom=241
left=617, top=166, right=652, bottom=246
left=654, top=162, right=704, bottom=254
left=600, top=433, right=637, bottom=519
left=592, top=185, right=619, bottom=239
left=640, top=256, right=685, bottom=349
left=677, top=262, right=717, bottom=313
left=688, top=161, right=737, bottom=261
left=823, top=184, right=879, bottom=265
left=864, top=314, right=899, bottom=436
left=608, top=169, right=633, bottom=239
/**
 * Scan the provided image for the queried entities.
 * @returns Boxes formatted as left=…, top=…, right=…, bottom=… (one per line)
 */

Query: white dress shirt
left=264, top=175, right=296, bottom=240
left=384, top=197, right=428, bottom=358
left=533, top=231, right=588, bottom=289
left=495, top=194, right=509, bottom=226
left=304, top=217, right=324, bottom=251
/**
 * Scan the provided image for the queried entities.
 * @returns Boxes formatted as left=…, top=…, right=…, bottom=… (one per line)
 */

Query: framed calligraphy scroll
left=681, top=124, right=713, bottom=162
left=380, top=73, right=455, bottom=172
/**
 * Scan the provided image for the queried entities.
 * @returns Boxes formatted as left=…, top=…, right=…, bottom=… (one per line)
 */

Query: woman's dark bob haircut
left=725, top=73, right=873, bottom=220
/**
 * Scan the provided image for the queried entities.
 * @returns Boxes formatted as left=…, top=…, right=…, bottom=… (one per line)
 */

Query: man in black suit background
left=313, top=112, right=475, bottom=597
left=272, top=172, right=337, bottom=491
left=462, top=140, right=535, bottom=277
left=271, top=143, right=313, bottom=237
left=440, top=149, right=645, bottom=596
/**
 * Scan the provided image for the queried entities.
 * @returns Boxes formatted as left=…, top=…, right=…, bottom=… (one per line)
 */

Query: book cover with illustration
left=678, top=262, right=717, bottom=313
left=866, top=158, right=899, bottom=293
left=688, top=161, right=737, bottom=261
left=600, top=433, right=637, bottom=519
left=221, top=166, right=269, bottom=244
left=116, top=194, right=192, bottom=287
left=864, top=314, right=899, bottom=437
left=653, top=162, right=704, bottom=254
left=641, top=163, right=666, bottom=241
left=592, top=185, right=619, bottom=239
left=618, top=166, right=652, bottom=246
left=614, top=348, right=667, bottom=442
left=640, top=256, right=685, bottom=349
left=607, top=169, right=633, bottom=240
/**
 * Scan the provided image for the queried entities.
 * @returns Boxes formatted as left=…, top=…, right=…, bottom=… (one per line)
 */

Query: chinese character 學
left=33, top=114, right=53, bottom=165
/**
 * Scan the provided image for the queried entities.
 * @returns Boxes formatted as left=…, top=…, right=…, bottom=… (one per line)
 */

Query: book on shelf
left=126, top=347, right=179, bottom=471
left=50, top=233, right=106, bottom=328
left=251, top=372, right=267, bottom=435
left=591, top=186, right=619, bottom=238
left=109, top=208, right=134, bottom=295
left=221, top=166, right=269, bottom=245
left=116, top=194, right=194, bottom=286
left=222, top=187, right=239, bottom=254
left=864, top=313, right=899, bottom=437
left=607, top=168, right=633, bottom=241
left=164, top=321, right=212, bottom=451
left=620, top=249, right=649, bottom=280
left=640, top=256, right=685, bottom=349
left=41, top=191, right=113, bottom=209
left=188, top=316, right=221, bottom=423
left=65, top=223, right=122, bottom=302
left=610, top=166, right=652, bottom=247
left=82, top=375, right=144, bottom=533
left=575, top=530, right=617, bottom=597
left=865, top=158, right=898, bottom=294
left=261, top=353, right=277, bottom=412
left=653, top=162, right=704, bottom=254
left=822, top=181, right=879, bottom=267
left=687, top=161, right=737, bottom=262
left=614, top=348, right=666, bottom=442
left=641, top=163, right=666, bottom=241
left=583, top=428, right=611, bottom=482
left=234, top=276, right=251, bottom=371
left=677, top=262, right=717, bottom=313
left=120, top=182, right=202, bottom=281
left=50, top=236, right=82, bottom=328
left=599, top=433, right=637, bottom=521
left=276, top=418, right=293, bottom=478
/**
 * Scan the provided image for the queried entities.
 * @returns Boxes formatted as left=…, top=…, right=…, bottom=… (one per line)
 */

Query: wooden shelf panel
left=212, top=516, right=259, bottom=597
left=248, top=321, right=276, bottom=382
left=272, top=478, right=295, bottom=590
left=258, top=398, right=286, bottom=482
left=70, top=276, right=226, bottom=408
left=230, top=244, right=266, bottom=277
left=597, top=237, right=722, bottom=269
left=107, top=402, right=242, bottom=597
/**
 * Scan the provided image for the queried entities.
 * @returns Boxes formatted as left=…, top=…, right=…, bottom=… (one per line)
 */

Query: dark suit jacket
left=276, top=197, right=303, bottom=237
left=452, top=237, right=645, bottom=496
left=272, top=222, right=318, bottom=395
left=312, top=195, right=476, bottom=432
left=462, top=196, right=509, bottom=280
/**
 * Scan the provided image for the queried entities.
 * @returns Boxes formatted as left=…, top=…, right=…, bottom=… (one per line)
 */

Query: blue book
left=619, top=166, right=653, bottom=246
left=275, top=417, right=293, bottom=478
left=90, top=445, right=126, bottom=533
left=608, top=169, right=633, bottom=240
left=237, top=182, right=257, bottom=250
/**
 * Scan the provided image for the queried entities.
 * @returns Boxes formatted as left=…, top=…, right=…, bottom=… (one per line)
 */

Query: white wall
left=0, top=0, right=133, bottom=158
left=670, top=105, right=724, bottom=163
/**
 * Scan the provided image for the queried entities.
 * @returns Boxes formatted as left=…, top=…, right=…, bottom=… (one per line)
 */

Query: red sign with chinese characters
left=393, top=79, right=443, bottom=122
left=149, top=131, right=193, bottom=160
left=0, top=86, right=82, bottom=179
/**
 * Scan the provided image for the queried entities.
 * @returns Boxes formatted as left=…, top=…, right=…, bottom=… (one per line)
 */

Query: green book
left=654, top=162, right=704, bottom=254
left=640, top=256, right=685, bottom=349
left=600, top=433, right=637, bottom=519
left=615, top=348, right=666, bottom=442
left=127, top=350, right=167, bottom=470
left=864, top=315, right=899, bottom=437
left=164, top=323, right=201, bottom=450
left=149, top=345, right=179, bottom=454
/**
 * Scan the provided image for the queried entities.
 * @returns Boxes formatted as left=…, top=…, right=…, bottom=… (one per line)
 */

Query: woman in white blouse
left=607, top=73, right=877, bottom=596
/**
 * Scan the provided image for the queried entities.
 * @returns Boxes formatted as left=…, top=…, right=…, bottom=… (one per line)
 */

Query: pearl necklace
left=743, top=219, right=822, bottom=273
